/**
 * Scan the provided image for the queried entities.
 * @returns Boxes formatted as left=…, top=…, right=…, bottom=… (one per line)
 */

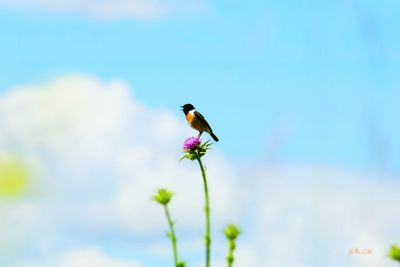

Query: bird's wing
left=194, top=111, right=213, bottom=132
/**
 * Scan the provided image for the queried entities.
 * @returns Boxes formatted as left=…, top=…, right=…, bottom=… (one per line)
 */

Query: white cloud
left=16, top=248, right=143, bottom=267
left=58, top=249, right=142, bottom=267
left=0, top=75, right=399, bottom=267
left=0, top=0, right=205, bottom=20
left=237, top=164, right=400, bottom=267
left=0, top=75, right=243, bottom=266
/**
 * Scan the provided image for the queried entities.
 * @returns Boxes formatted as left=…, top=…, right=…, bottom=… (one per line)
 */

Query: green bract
left=224, top=224, right=241, bottom=241
left=388, top=245, right=400, bottom=262
left=180, top=140, right=213, bottom=161
left=153, top=188, right=174, bottom=205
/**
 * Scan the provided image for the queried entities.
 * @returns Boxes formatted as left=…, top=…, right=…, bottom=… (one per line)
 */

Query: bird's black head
left=181, top=103, right=195, bottom=115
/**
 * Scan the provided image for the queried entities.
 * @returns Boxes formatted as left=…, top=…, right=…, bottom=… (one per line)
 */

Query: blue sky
left=1, top=0, right=400, bottom=171
left=0, top=1, right=400, bottom=267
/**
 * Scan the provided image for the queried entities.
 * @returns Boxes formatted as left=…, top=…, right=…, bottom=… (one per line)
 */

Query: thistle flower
left=224, top=224, right=240, bottom=267
left=180, top=136, right=213, bottom=267
left=388, top=245, right=400, bottom=262
left=180, top=137, right=212, bottom=161
left=183, top=136, right=201, bottom=150
left=153, top=188, right=174, bottom=205
left=153, top=188, right=185, bottom=267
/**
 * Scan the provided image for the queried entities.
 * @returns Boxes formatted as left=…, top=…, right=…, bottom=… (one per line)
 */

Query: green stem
left=197, top=158, right=211, bottom=267
left=164, top=205, right=179, bottom=267
left=226, top=239, right=236, bottom=267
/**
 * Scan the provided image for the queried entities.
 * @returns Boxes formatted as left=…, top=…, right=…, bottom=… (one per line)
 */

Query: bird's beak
left=180, top=105, right=184, bottom=110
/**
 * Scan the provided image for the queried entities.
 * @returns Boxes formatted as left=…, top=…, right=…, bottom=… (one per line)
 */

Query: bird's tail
left=210, top=132, right=219, bottom=142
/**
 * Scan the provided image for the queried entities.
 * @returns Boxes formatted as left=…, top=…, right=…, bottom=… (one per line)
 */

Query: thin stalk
left=164, top=205, right=179, bottom=266
left=227, top=239, right=236, bottom=267
left=197, top=158, right=211, bottom=267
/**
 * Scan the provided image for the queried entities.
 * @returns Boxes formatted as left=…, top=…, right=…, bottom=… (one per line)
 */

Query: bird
left=181, top=103, right=219, bottom=142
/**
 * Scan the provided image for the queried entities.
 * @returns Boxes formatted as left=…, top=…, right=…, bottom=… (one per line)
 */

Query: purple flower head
left=180, top=137, right=212, bottom=161
left=183, top=136, right=201, bottom=150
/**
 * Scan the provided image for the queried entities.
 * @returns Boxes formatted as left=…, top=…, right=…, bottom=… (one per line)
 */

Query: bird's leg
left=198, top=132, right=203, bottom=138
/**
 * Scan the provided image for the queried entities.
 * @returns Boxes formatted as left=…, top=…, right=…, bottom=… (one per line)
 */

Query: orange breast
left=185, top=112, right=195, bottom=123
left=186, top=112, right=208, bottom=132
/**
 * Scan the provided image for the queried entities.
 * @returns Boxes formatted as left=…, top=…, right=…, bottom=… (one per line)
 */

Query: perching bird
left=181, top=103, right=219, bottom=142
